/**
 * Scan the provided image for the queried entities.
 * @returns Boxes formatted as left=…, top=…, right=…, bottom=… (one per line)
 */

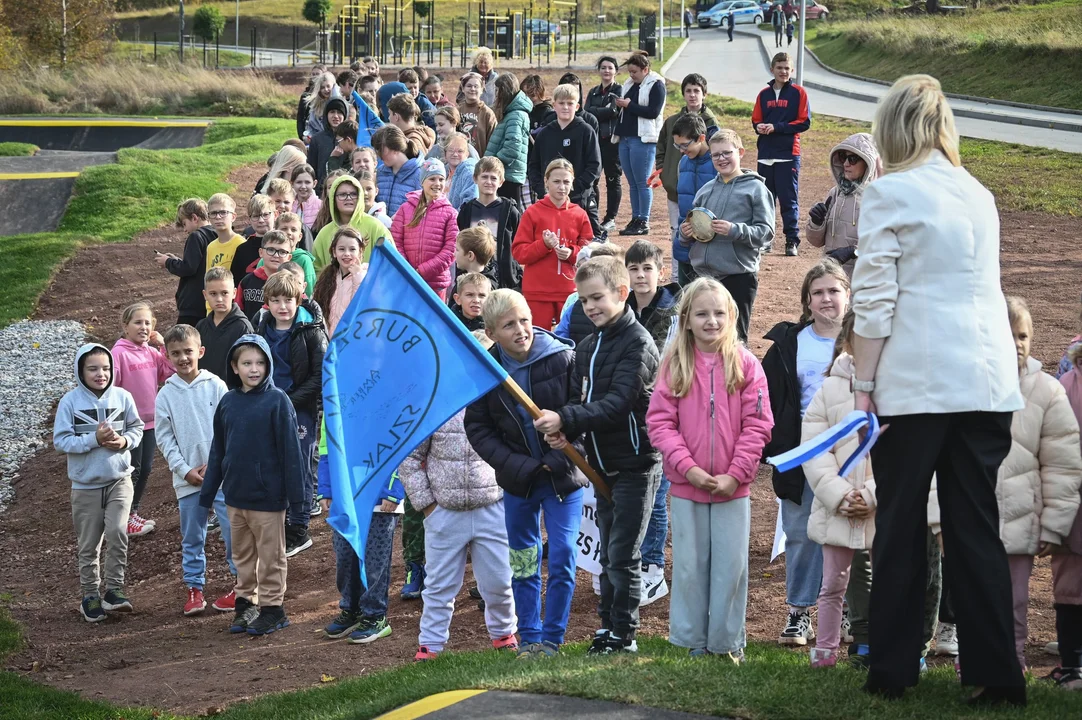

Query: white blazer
left=851, top=151, right=1023, bottom=417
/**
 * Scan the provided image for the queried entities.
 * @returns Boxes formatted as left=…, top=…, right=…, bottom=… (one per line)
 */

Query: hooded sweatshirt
left=154, top=370, right=228, bottom=500
left=377, top=156, right=423, bottom=219
left=512, top=195, right=593, bottom=303
left=236, top=265, right=270, bottom=322
left=112, top=338, right=176, bottom=429
left=528, top=115, right=602, bottom=204
left=683, top=169, right=776, bottom=279
left=53, top=344, right=145, bottom=490
left=805, top=132, right=880, bottom=275
left=377, top=82, right=410, bottom=122
left=457, top=100, right=497, bottom=156
left=484, top=91, right=533, bottom=184
left=307, top=96, right=350, bottom=185
left=198, top=334, right=306, bottom=512
left=391, top=189, right=459, bottom=294
left=499, top=329, right=574, bottom=461
left=312, top=175, right=394, bottom=272
left=196, top=303, right=254, bottom=381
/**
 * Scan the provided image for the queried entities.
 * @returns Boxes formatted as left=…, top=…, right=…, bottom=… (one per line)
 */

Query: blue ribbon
left=766, top=410, right=880, bottom=478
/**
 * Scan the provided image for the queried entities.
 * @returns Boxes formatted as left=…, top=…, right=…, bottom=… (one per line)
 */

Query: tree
left=415, top=1, right=432, bottom=18
left=302, top=0, right=332, bottom=25
left=193, top=5, right=225, bottom=42
left=2, top=0, right=114, bottom=67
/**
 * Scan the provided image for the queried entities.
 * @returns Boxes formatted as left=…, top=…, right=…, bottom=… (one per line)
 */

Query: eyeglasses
left=711, top=150, right=736, bottom=161
left=256, top=211, right=275, bottom=220
left=336, top=192, right=359, bottom=201
left=673, top=139, right=693, bottom=152
left=840, top=153, right=863, bottom=166
left=209, top=210, right=233, bottom=218
left=263, top=247, right=291, bottom=258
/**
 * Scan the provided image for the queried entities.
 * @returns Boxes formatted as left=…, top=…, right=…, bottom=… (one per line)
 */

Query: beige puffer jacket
left=805, top=132, right=879, bottom=276
left=398, top=409, right=502, bottom=512
left=801, top=353, right=877, bottom=549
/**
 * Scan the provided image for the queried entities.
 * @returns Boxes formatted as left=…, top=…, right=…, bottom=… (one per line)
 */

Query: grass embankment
left=112, top=40, right=252, bottom=68
left=807, top=0, right=1082, bottom=110
left=0, top=143, right=37, bottom=157
left=0, top=118, right=292, bottom=328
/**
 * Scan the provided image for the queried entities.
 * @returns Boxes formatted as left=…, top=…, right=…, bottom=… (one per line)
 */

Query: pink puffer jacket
left=390, top=190, right=458, bottom=295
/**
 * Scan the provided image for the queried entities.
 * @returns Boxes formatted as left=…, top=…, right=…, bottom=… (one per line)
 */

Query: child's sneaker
left=726, top=649, right=745, bottom=665
left=102, top=589, right=133, bottom=612
left=131, top=511, right=155, bottom=528
left=414, top=645, right=439, bottom=661
left=810, top=647, right=838, bottom=668
left=247, top=605, right=289, bottom=635
left=323, top=609, right=362, bottom=639
left=779, top=610, right=814, bottom=646
left=230, top=596, right=259, bottom=633
left=605, top=634, right=638, bottom=654
left=689, top=648, right=711, bottom=657
left=348, top=615, right=392, bottom=644
left=284, top=524, right=313, bottom=558
left=848, top=643, right=870, bottom=670
left=1046, top=641, right=1060, bottom=655
left=211, top=590, right=236, bottom=612
left=401, top=561, right=425, bottom=600
left=126, top=514, right=153, bottom=537
left=587, top=629, right=612, bottom=655
left=841, top=608, right=854, bottom=644
left=183, top=587, right=206, bottom=616
left=591, top=574, right=601, bottom=596
left=80, top=595, right=105, bottom=623
left=492, top=634, right=518, bottom=651
left=309, top=500, right=322, bottom=517
left=640, top=564, right=669, bottom=607
left=206, top=510, right=220, bottom=534
left=935, top=622, right=959, bottom=656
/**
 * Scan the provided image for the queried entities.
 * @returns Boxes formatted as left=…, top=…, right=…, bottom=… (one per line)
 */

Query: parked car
left=761, top=1, right=830, bottom=20
left=525, top=18, right=561, bottom=42
left=697, top=0, right=763, bottom=28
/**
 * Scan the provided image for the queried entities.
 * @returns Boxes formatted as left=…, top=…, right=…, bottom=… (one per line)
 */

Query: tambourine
left=686, top=207, right=717, bottom=243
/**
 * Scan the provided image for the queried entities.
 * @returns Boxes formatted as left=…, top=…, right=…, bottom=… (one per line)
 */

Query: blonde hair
left=207, top=193, right=235, bottom=212
left=121, top=301, right=153, bottom=326
left=662, top=278, right=744, bottom=397
left=275, top=211, right=302, bottom=229
left=266, top=177, right=293, bottom=198
left=552, top=83, right=580, bottom=103
left=473, top=46, right=495, bottom=66
left=204, top=266, right=233, bottom=285
left=456, top=225, right=496, bottom=265
left=799, top=258, right=850, bottom=324
left=482, top=288, right=529, bottom=328
left=544, top=158, right=574, bottom=180
left=247, top=193, right=274, bottom=218
left=472, top=328, right=494, bottom=350
left=306, top=71, right=336, bottom=114
left=456, top=272, right=492, bottom=294
left=709, top=128, right=744, bottom=150
left=873, top=74, right=961, bottom=174
left=261, top=146, right=307, bottom=194
left=1006, top=295, right=1032, bottom=331
left=575, top=256, right=629, bottom=294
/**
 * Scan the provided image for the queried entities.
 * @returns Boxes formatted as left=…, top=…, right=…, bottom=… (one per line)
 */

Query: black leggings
left=497, top=180, right=523, bottom=209
left=719, top=272, right=758, bottom=344
left=129, top=428, right=156, bottom=512
left=599, top=138, right=623, bottom=222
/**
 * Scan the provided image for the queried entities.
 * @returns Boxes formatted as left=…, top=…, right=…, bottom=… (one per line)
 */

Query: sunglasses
left=838, top=153, right=863, bottom=166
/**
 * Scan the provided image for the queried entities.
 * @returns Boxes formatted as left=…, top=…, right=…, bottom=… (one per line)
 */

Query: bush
left=302, top=0, right=332, bottom=25
left=193, top=6, right=227, bottom=42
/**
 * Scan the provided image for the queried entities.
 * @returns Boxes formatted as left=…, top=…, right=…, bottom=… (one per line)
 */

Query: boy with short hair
left=453, top=224, right=499, bottom=292
left=266, top=178, right=315, bottom=254
left=205, top=193, right=245, bottom=278
left=656, top=74, right=718, bottom=242
left=200, top=334, right=306, bottom=635
left=388, top=93, right=436, bottom=156
left=399, top=67, right=437, bottom=129
left=274, top=211, right=318, bottom=293
left=679, top=129, right=775, bottom=342
left=328, top=119, right=360, bottom=175
left=256, top=271, right=328, bottom=557
left=158, top=198, right=214, bottom=327
left=234, top=194, right=274, bottom=281
left=451, top=272, right=492, bottom=332
left=155, top=324, right=236, bottom=616
left=533, top=256, right=662, bottom=655
left=456, top=157, right=522, bottom=290
left=278, top=261, right=307, bottom=290
left=237, top=231, right=292, bottom=322
left=54, top=343, right=144, bottom=622
left=671, top=114, right=718, bottom=286
left=196, top=267, right=254, bottom=381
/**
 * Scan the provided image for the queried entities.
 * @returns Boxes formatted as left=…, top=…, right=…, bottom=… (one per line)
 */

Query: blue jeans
left=178, top=490, right=235, bottom=590
left=619, top=136, right=657, bottom=221
left=333, top=513, right=398, bottom=617
left=639, top=474, right=670, bottom=568
left=287, top=410, right=317, bottom=527
left=504, top=483, right=583, bottom=645
left=781, top=478, right=823, bottom=607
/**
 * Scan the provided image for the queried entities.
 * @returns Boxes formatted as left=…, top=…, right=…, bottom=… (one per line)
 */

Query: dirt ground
left=3, top=97, right=1080, bottom=715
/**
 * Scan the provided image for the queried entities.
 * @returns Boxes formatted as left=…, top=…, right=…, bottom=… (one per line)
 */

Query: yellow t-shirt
left=205, top=233, right=246, bottom=312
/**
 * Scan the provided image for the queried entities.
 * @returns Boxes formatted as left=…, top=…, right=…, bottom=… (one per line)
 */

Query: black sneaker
left=81, top=595, right=106, bottom=623
left=627, top=220, right=650, bottom=236
left=102, top=589, right=133, bottom=612
left=207, top=510, right=220, bottom=534
left=247, top=605, right=290, bottom=636
left=618, top=218, right=642, bottom=236
left=231, top=596, right=259, bottom=633
left=785, top=241, right=799, bottom=256
left=587, top=629, right=612, bottom=655
left=285, top=524, right=313, bottom=558
left=605, top=633, right=638, bottom=653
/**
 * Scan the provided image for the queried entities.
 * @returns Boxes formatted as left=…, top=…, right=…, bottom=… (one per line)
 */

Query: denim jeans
left=286, top=410, right=316, bottom=527
left=639, top=473, right=670, bottom=568
left=504, top=483, right=583, bottom=645
left=178, top=490, right=235, bottom=589
left=619, top=136, right=657, bottom=221
left=333, top=513, right=398, bottom=618
left=781, top=478, right=823, bottom=607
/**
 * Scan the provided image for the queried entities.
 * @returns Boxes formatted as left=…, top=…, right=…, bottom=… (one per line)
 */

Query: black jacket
left=296, top=94, right=309, bottom=139
left=585, top=83, right=623, bottom=140
left=452, top=303, right=485, bottom=332
left=306, top=97, right=349, bottom=186
left=456, top=197, right=523, bottom=290
left=762, top=319, right=809, bottom=503
left=230, top=235, right=263, bottom=284
left=557, top=305, right=660, bottom=474
left=565, top=298, right=594, bottom=348
left=196, top=303, right=254, bottom=381
left=628, top=283, right=681, bottom=352
left=528, top=116, right=601, bottom=205
left=465, top=342, right=588, bottom=499
left=256, top=298, right=328, bottom=416
left=166, top=225, right=215, bottom=318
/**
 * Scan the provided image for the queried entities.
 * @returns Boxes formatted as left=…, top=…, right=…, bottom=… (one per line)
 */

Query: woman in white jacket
left=850, top=74, right=1026, bottom=704
left=613, top=51, right=667, bottom=237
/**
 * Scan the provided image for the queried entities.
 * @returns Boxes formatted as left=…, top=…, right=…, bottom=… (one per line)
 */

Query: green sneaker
left=102, top=589, right=133, bottom=612
left=81, top=595, right=106, bottom=623
left=348, top=616, right=391, bottom=644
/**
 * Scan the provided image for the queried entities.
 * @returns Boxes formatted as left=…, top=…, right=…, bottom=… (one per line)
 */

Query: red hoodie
left=511, top=196, right=592, bottom=302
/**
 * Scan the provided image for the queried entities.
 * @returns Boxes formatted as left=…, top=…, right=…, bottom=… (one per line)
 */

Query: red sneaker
left=183, top=587, right=207, bottom=616
left=212, top=590, right=236, bottom=612
left=492, top=634, right=519, bottom=652
left=126, top=514, right=152, bottom=537
left=414, top=645, right=439, bottom=662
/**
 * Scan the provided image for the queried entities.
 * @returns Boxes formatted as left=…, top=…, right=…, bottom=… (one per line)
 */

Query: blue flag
left=766, top=411, right=880, bottom=478
left=322, top=243, right=509, bottom=582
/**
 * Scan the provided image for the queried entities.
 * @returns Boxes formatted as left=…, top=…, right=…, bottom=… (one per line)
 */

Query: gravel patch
left=0, top=320, right=85, bottom=512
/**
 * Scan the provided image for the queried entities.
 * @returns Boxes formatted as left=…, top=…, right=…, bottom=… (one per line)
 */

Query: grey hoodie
left=154, top=369, right=228, bottom=500
left=498, top=329, right=575, bottom=459
left=53, top=343, right=144, bottom=490
left=684, top=169, right=776, bottom=278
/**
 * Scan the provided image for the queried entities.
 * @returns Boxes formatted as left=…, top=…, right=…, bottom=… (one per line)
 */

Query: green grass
left=0, top=117, right=292, bottom=328
left=807, top=0, right=1082, bottom=110
left=112, top=41, right=251, bottom=68
left=0, top=142, right=37, bottom=157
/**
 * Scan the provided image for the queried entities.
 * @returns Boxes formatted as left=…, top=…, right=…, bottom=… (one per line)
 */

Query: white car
left=697, top=0, right=764, bottom=28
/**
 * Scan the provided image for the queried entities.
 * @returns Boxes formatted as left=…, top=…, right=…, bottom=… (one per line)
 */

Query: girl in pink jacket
left=390, top=158, right=459, bottom=300
left=646, top=277, right=773, bottom=661
left=312, top=226, right=368, bottom=338
left=112, top=302, right=175, bottom=536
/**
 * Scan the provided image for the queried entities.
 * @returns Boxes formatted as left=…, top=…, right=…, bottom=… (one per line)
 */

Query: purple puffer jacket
left=398, top=409, right=502, bottom=512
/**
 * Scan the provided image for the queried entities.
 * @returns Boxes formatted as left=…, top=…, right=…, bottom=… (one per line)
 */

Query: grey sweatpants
left=71, top=478, right=133, bottom=597
left=419, top=501, right=516, bottom=652
left=669, top=495, right=750, bottom=653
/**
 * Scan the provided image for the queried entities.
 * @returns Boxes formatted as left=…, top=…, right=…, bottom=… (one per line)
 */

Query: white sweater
left=155, top=370, right=228, bottom=500
left=851, top=151, right=1023, bottom=416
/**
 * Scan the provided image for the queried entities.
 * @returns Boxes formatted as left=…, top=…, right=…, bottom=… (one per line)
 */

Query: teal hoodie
left=484, top=91, right=533, bottom=184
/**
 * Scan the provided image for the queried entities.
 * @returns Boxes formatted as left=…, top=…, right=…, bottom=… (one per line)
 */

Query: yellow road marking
left=0, top=172, right=80, bottom=180
left=375, top=690, right=488, bottom=719
left=0, top=119, right=210, bottom=128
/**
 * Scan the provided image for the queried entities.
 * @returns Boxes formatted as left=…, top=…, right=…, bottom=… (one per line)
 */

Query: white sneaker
left=779, top=610, right=814, bottom=646
left=841, top=608, right=855, bottom=644
left=639, top=564, right=669, bottom=607
left=1045, top=641, right=1060, bottom=655
left=591, top=574, right=601, bottom=596
left=935, top=622, right=959, bottom=656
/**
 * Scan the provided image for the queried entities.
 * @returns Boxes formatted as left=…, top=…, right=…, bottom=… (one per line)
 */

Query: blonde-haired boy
left=205, top=193, right=246, bottom=281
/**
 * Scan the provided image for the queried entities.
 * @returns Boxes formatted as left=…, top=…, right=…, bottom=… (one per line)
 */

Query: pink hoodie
left=390, top=190, right=458, bottom=295
left=646, top=346, right=773, bottom=503
left=111, top=338, right=175, bottom=430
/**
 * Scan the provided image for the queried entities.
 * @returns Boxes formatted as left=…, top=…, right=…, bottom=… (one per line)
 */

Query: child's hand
left=320, top=498, right=332, bottom=514
left=422, top=503, right=436, bottom=517
left=184, top=468, right=204, bottom=486
left=679, top=221, right=694, bottom=238
left=149, top=331, right=165, bottom=348
left=545, top=432, right=568, bottom=449
left=710, top=219, right=733, bottom=236
left=1037, top=541, right=1061, bottom=558
left=711, top=474, right=739, bottom=498
left=542, top=230, right=559, bottom=249
left=686, top=467, right=717, bottom=492
left=534, top=410, right=562, bottom=434
left=756, top=123, right=774, bottom=135
left=154, top=252, right=171, bottom=269
left=95, top=421, right=112, bottom=445
left=380, top=499, right=399, bottom=513
left=555, top=245, right=572, bottom=261
left=101, top=435, right=126, bottom=451
left=647, top=169, right=663, bottom=189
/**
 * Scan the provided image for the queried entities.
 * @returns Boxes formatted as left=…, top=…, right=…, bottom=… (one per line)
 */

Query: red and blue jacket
left=752, top=80, right=811, bottom=160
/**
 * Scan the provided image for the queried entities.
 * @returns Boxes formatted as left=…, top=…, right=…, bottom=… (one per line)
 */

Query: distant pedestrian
left=683, top=9, right=693, bottom=37
left=727, top=12, right=735, bottom=42
left=787, top=19, right=796, bottom=46
left=772, top=4, right=786, bottom=47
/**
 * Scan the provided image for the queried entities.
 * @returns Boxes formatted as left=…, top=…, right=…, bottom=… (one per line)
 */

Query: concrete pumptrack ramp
left=0, top=118, right=210, bottom=236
